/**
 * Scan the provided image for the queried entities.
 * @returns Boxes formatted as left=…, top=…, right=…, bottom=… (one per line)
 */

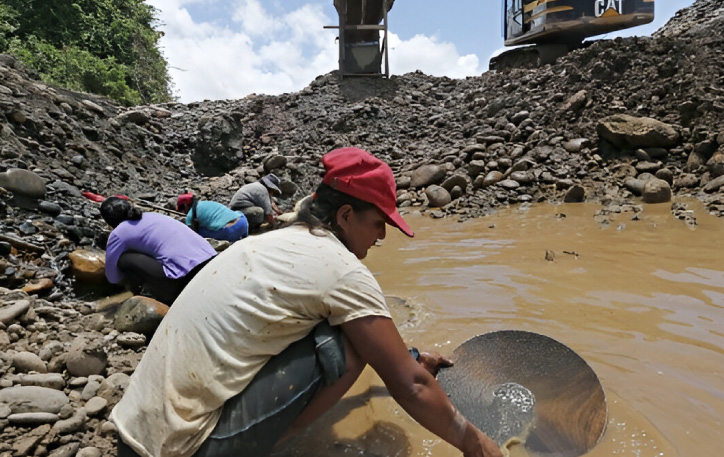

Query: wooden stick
left=132, top=199, right=185, bottom=217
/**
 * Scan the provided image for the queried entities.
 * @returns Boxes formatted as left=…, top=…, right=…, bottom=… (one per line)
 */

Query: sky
left=146, top=0, right=697, bottom=103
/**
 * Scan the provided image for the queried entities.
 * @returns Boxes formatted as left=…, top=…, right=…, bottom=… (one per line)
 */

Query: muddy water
left=275, top=200, right=724, bottom=457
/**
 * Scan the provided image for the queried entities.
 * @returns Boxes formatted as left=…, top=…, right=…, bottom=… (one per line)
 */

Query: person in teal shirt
left=176, top=193, right=249, bottom=242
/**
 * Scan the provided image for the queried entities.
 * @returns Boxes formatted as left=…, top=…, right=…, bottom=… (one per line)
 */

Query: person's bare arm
left=341, top=316, right=502, bottom=457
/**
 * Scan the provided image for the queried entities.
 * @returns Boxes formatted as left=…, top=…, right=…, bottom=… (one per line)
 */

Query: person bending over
left=100, top=197, right=216, bottom=304
left=176, top=193, right=249, bottom=242
left=228, top=173, right=284, bottom=230
left=111, top=148, right=502, bottom=457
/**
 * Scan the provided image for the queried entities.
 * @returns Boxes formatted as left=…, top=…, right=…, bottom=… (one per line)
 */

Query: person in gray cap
left=228, top=173, right=284, bottom=230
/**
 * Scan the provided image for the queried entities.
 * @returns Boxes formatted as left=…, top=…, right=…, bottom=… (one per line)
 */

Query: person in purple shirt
left=100, top=196, right=217, bottom=304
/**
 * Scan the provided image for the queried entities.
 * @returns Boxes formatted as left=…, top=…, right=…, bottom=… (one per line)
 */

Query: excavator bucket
left=326, top=0, right=395, bottom=78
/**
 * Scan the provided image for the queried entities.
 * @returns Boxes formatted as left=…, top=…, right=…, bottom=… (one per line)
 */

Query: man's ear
left=336, top=204, right=354, bottom=227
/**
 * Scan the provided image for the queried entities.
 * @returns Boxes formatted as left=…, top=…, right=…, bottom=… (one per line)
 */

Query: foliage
left=0, top=0, right=175, bottom=106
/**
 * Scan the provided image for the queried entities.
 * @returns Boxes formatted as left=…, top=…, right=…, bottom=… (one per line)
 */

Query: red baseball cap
left=322, top=147, right=413, bottom=237
left=176, top=193, right=194, bottom=211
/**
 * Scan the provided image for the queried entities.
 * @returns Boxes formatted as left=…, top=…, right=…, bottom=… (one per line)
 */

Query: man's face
left=337, top=206, right=387, bottom=259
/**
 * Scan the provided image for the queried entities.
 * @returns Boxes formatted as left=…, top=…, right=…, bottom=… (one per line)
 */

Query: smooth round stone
left=85, top=396, right=108, bottom=416
left=19, top=373, right=65, bottom=390
left=8, top=412, right=59, bottom=425
left=11, top=351, right=47, bottom=374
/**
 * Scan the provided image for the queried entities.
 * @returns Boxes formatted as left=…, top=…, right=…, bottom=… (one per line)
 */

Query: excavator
left=491, top=0, right=655, bottom=70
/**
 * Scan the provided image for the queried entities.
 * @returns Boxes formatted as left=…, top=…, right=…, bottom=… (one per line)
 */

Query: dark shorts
left=117, top=321, right=346, bottom=457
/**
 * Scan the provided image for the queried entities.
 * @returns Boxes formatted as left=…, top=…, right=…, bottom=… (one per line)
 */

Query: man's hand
left=418, top=350, right=453, bottom=377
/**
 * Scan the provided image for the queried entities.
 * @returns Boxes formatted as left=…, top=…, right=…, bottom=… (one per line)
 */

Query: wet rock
left=498, top=179, right=520, bottom=190
left=68, top=250, right=106, bottom=282
left=38, top=201, right=62, bottom=216
left=113, top=295, right=169, bottom=335
left=655, top=169, right=674, bottom=185
left=0, top=386, right=69, bottom=414
left=563, top=185, right=586, bottom=203
left=510, top=171, right=535, bottom=185
left=425, top=185, right=451, bottom=208
left=441, top=175, right=468, bottom=193
left=12, top=351, right=47, bottom=374
left=467, top=160, right=487, bottom=177
left=410, top=164, right=446, bottom=188
left=642, top=179, right=672, bottom=203
left=625, top=178, right=646, bottom=195
left=65, top=337, right=107, bottom=377
left=0, top=168, right=46, bottom=198
left=597, top=114, right=681, bottom=149
left=21, top=278, right=54, bottom=294
left=476, top=171, right=503, bottom=188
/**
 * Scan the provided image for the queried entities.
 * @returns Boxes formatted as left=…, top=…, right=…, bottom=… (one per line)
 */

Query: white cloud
left=388, top=33, right=482, bottom=78
left=232, top=0, right=282, bottom=37
left=147, top=0, right=483, bottom=103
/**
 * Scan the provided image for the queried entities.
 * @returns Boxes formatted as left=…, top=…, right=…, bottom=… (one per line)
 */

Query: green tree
left=0, top=0, right=174, bottom=105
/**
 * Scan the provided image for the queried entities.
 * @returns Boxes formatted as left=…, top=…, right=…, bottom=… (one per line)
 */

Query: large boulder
left=114, top=295, right=169, bottom=336
left=65, top=337, right=108, bottom=377
left=642, top=179, right=672, bottom=203
left=0, top=168, right=46, bottom=198
left=410, top=164, right=446, bottom=188
left=0, top=386, right=69, bottom=414
left=68, top=250, right=107, bottom=282
left=425, top=185, right=452, bottom=207
left=597, top=114, right=680, bottom=149
left=193, top=112, right=244, bottom=177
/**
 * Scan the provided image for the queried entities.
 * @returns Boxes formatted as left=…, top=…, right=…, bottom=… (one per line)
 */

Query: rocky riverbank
left=0, top=0, right=723, bottom=454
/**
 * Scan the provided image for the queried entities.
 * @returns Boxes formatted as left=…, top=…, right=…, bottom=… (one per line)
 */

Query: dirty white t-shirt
left=110, top=225, right=391, bottom=457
